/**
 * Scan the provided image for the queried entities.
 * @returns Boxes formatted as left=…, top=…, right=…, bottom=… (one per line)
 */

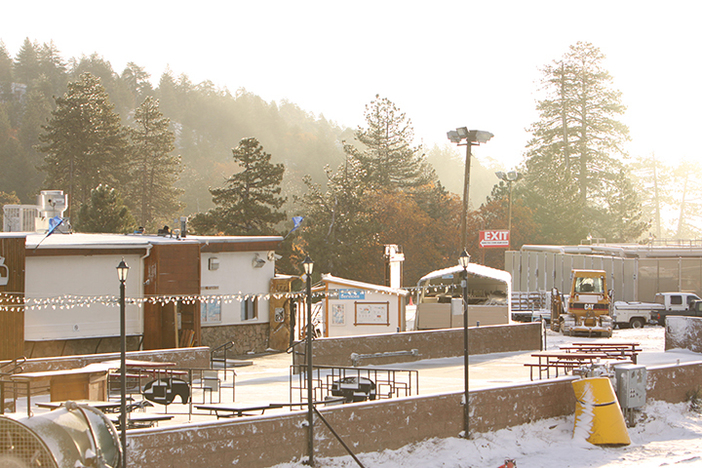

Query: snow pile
left=271, top=401, right=702, bottom=468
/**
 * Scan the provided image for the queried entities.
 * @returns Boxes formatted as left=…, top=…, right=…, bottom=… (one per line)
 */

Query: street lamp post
left=495, top=170, right=521, bottom=236
left=458, top=249, right=471, bottom=438
left=447, top=128, right=494, bottom=250
left=116, top=259, right=130, bottom=465
left=302, top=255, right=315, bottom=466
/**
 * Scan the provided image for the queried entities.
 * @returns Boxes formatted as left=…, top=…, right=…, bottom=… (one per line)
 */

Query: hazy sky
left=3, top=1, right=701, bottom=170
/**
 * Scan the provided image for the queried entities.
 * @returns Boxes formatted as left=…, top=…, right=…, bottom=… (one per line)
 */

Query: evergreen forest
left=1, top=39, right=697, bottom=285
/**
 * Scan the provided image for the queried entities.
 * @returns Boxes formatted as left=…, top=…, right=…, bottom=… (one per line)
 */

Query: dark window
left=241, top=297, right=258, bottom=321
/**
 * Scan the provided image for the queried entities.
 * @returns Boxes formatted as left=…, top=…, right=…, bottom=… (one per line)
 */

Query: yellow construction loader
left=551, top=269, right=613, bottom=338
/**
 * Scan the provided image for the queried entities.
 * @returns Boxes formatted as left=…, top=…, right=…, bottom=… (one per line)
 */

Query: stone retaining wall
left=201, top=322, right=270, bottom=355
left=294, top=322, right=543, bottom=368
left=2, top=347, right=211, bottom=373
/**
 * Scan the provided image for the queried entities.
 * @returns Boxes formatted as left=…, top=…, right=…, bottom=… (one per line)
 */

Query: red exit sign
left=480, top=230, right=510, bottom=248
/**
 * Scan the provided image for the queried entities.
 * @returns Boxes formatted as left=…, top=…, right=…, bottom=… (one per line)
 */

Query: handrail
left=210, top=341, right=235, bottom=379
left=0, top=356, right=26, bottom=375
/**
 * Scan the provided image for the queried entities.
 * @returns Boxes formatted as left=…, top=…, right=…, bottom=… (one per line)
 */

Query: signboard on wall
left=339, top=289, right=365, bottom=300
left=480, top=230, right=510, bottom=248
left=354, top=302, right=389, bottom=325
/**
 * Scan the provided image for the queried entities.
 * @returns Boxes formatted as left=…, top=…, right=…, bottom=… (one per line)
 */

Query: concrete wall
left=665, top=316, right=702, bottom=353
left=127, top=361, right=702, bottom=468
left=294, top=322, right=542, bottom=368
left=3, top=347, right=211, bottom=373
left=647, top=362, right=702, bottom=403
left=127, top=377, right=576, bottom=468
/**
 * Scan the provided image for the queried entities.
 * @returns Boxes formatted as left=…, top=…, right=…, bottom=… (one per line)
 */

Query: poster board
left=354, top=301, right=389, bottom=326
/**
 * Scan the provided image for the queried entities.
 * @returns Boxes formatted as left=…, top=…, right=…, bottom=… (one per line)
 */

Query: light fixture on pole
left=302, top=255, right=315, bottom=466
left=116, top=258, right=129, bottom=465
left=447, top=128, right=494, bottom=251
left=495, top=170, right=521, bottom=236
left=458, top=249, right=470, bottom=438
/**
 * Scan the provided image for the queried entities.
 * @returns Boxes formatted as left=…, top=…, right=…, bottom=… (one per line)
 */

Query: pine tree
left=190, top=137, right=286, bottom=236
left=13, top=38, right=40, bottom=86
left=126, top=96, right=182, bottom=230
left=523, top=42, right=646, bottom=243
left=74, top=184, right=135, bottom=233
left=296, top=156, right=378, bottom=279
left=0, top=42, right=13, bottom=100
left=348, top=95, right=433, bottom=191
left=38, top=72, right=129, bottom=216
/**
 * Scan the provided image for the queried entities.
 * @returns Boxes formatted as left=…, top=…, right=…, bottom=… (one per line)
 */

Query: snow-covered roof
left=23, top=232, right=153, bottom=250
left=320, top=274, right=409, bottom=296
left=5, top=232, right=283, bottom=251
left=190, top=235, right=283, bottom=244
left=417, top=263, right=511, bottom=286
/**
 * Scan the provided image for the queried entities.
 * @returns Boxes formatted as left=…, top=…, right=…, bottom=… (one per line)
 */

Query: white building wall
left=24, top=253, right=144, bottom=340
left=324, top=286, right=401, bottom=337
left=199, top=251, right=274, bottom=327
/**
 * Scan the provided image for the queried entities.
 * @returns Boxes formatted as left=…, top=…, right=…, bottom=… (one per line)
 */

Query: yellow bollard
left=572, top=377, right=630, bottom=446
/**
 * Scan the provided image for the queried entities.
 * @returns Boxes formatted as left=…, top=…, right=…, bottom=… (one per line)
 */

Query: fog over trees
left=1, top=38, right=691, bottom=283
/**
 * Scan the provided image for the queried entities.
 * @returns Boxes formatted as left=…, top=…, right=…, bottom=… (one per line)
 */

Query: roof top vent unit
left=37, top=190, right=67, bottom=220
left=0, top=401, right=122, bottom=468
left=35, top=191, right=70, bottom=233
left=2, top=205, right=38, bottom=232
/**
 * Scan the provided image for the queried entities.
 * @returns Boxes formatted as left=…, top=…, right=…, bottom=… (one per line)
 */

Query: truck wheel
left=630, top=318, right=645, bottom=329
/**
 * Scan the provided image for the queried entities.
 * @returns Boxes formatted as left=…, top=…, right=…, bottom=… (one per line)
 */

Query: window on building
left=200, top=299, right=222, bottom=324
left=241, top=297, right=258, bottom=321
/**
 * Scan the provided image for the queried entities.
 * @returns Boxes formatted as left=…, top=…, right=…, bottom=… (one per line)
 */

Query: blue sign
left=338, top=289, right=365, bottom=300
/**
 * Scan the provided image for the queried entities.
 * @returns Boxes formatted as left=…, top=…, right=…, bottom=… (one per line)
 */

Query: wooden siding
left=143, top=243, right=201, bottom=350
left=0, top=237, right=26, bottom=360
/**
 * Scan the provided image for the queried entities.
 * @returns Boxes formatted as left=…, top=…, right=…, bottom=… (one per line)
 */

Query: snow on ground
left=271, top=326, right=702, bottom=468
left=272, top=400, right=702, bottom=467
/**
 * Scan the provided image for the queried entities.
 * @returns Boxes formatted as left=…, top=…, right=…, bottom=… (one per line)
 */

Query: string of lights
left=0, top=285, right=455, bottom=312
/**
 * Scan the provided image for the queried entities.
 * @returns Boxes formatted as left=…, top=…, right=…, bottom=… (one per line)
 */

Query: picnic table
left=108, top=413, right=174, bottom=429
left=36, top=399, right=122, bottom=413
left=560, top=342, right=641, bottom=364
left=525, top=351, right=630, bottom=380
left=195, top=402, right=287, bottom=418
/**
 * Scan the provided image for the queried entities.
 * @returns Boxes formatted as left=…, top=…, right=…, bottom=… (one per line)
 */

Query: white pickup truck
left=613, top=292, right=702, bottom=327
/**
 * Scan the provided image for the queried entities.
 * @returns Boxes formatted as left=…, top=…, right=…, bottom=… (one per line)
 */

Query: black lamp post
left=302, top=255, right=315, bottom=466
left=458, top=249, right=471, bottom=438
left=116, top=258, right=129, bottom=465
left=447, top=128, right=494, bottom=250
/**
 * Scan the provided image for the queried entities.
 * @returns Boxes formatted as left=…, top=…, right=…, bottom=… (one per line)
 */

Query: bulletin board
left=354, top=302, right=390, bottom=326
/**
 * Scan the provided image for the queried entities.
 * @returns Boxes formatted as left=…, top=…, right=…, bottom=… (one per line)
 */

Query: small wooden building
left=311, top=275, right=409, bottom=338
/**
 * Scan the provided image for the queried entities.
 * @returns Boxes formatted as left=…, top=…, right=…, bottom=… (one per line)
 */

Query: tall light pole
left=495, top=170, right=521, bottom=237
left=447, top=128, right=494, bottom=251
left=302, top=255, right=315, bottom=466
left=116, top=258, right=130, bottom=465
left=458, top=249, right=471, bottom=439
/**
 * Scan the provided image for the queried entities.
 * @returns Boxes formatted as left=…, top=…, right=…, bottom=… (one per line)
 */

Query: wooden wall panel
left=143, top=243, right=201, bottom=350
left=0, top=236, right=25, bottom=361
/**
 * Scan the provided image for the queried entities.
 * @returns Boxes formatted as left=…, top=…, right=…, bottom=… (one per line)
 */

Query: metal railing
left=289, top=364, right=418, bottom=406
